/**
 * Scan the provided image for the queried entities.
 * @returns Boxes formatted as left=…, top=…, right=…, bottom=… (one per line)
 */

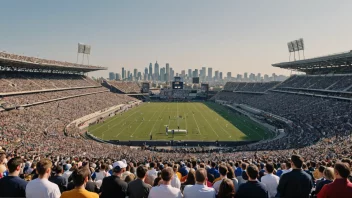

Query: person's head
left=281, top=163, right=286, bottom=170
left=195, top=168, right=207, bottom=184
left=136, top=165, right=148, bottom=179
left=55, top=165, right=64, bottom=175
left=219, top=164, right=228, bottom=177
left=211, top=161, right=216, bottom=168
left=246, top=164, right=259, bottom=180
left=318, top=166, right=326, bottom=178
left=218, top=178, right=235, bottom=198
left=323, top=167, right=335, bottom=181
left=71, top=167, right=90, bottom=187
left=291, top=155, right=303, bottom=169
left=265, top=163, right=274, bottom=174
left=100, top=163, right=106, bottom=171
left=150, top=162, right=155, bottom=169
left=36, top=159, right=52, bottom=178
left=7, top=157, right=23, bottom=175
left=226, top=164, right=235, bottom=179
left=185, top=169, right=196, bottom=185
left=113, top=161, right=127, bottom=175
left=241, top=163, right=247, bottom=170
left=161, top=167, right=174, bottom=183
left=125, top=174, right=135, bottom=183
left=334, top=162, right=351, bottom=179
left=172, top=164, right=179, bottom=173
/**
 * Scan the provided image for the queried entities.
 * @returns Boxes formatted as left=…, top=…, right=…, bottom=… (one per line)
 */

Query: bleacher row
left=223, top=82, right=280, bottom=92
left=108, top=81, right=141, bottom=94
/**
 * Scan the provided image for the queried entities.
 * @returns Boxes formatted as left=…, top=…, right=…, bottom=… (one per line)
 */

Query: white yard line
left=200, top=104, right=232, bottom=137
left=193, top=103, right=219, bottom=137
left=150, top=103, right=168, bottom=135
left=190, top=104, right=202, bottom=135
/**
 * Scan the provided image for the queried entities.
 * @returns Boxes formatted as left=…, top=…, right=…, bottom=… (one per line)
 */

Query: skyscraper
left=109, top=72, right=115, bottom=80
left=134, top=69, right=137, bottom=79
left=214, top=70, right=219, bottom=80
left=122, top=67, right=125, bottom=80
left=219, top=72, right=223, bottom=80
left=227, top=72, right=232, bottom=79
left=127, top=71, right=131, bottom=81
left=201, top=67, right=206, bottom=81
left=208, top=67, right=213, bottom=81
left=188, top=69, right=192, bottom=79
left=137, top=72, right=142, bottom=81
left=166, top=63, right=170, bottom=82
left=144, top=67, right=148, bottom=81
left=149, top=63, right=152, bottom=80
left=160, top=67, right=165, bottom=82
left=244, top=72, right=248, bottom=80
left=154, top=61, right=159, bottom=81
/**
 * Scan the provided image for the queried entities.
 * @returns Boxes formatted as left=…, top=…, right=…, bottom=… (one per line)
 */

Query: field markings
left=183, top=103, right=188, bottom=130
left=89, top=103, right=145, bottom=133
left=150, top=103, right=168, bottom=136
left=199, top=103, right=233, bottom=138
left=188, top=103, right=202, bottom=136
left=193, top=103, right=219, bottom=138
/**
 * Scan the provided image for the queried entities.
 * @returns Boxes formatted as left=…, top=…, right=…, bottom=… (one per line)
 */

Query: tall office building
left=127, top=71, right=131, bottom=81
left=160, top=67, right=165, bottom=82
left=264, top=74, right=269, bottom=82
left=154, top=61, right=159, bottom=81
left=214, top=70, right=219, bottom=80
left=181, top=70, right=186, bottom=79
left=109, top=72, right=115, bottom=80
left=144, top=67, right=148, bottom=81
left=208, top=67, right=213, bottom=81
left=257, top=73, right=261, bottom=81
left=122, top=67, right=125, bottom=80
left=149, top=63, right=153, bottom=80
left=201, top=67, right=206, bottom=81
left=137, top=72, right=142, bottom=81
left=227, top=72, right=232, bottom=79
left=170, top=68, right=174, bottom=80
left=237, top=74, right=242, bottom=81
left=115, top=73, right=120, bottom=80
left=219, top=72, right=223, bottom=80
left=188, top=69, right=192, bottom=78
left=244, top=72, right=248, bottom=80
left=249, top=73, right=255, bottom=81
left=166, top=63, right=170, bottom=82
left=133, top=69, right=138, bottom=79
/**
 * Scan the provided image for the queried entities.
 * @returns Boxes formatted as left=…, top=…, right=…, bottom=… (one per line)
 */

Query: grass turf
left=88, top=102, right=273, bottom=141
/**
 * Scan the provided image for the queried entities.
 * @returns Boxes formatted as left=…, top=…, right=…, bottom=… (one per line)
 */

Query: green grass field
left=88, top=102, right=273, bottom=141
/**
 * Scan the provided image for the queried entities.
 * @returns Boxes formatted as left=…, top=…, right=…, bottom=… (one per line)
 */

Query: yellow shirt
left=176, top=172, right=182, bottom=180
left=60, top=188, right=99, bottom=198
left=213, top=177, right=222, bottom=184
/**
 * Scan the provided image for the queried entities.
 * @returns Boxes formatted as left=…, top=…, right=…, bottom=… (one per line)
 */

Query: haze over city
left=1, top=0, right=352, bottom=78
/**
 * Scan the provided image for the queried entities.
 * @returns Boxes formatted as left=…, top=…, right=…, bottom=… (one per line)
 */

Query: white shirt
left=62, top=171, right=72, bottom=181
left=146, top=168, right=158, bottom=185
left=183, top=184, right=216, bottom=198
left=281, top=168, right=292, bottom=177
left=26, top=178, right=61, bottom=198
left=212, top=177, right=226, bottom=194
left=171, top=174, right=181, bottom=189
left=95, top=170, right=110, bottom=181
left=261, top=173, right=280, bottom=198
left=148, top=184, right=182, bottom=198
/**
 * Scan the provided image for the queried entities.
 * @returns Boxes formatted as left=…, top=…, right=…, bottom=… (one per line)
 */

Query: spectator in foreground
left=218, top=178, right=235, bottom=198
left=49, top=165, right=67, bottom=193
left=183, top=168, right=215, bottom=198
left=312, top=167, right=334, bottom=196
left=277, top=155, right=313, bottom=198
left=100, top=161, right=128, bottom=198
left=213, top=164, right=229, bottom=194
left=0, top=157, right=27, bottom=197
left=148, top=167, right=182, bottom=198
left=317, top=162, right=352, bottom=198
left=235, top=164, right=268, bottom=198
left=60, top=167, right=98, bottom=198
left=26, top=159, right=61, bottom=198
left=127, top=165, right=152, bottom=198
left=260, top=163, right=279, bottom=198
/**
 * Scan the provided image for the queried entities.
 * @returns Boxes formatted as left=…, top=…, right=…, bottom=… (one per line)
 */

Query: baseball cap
left=113, top=161, right=127, bottom=172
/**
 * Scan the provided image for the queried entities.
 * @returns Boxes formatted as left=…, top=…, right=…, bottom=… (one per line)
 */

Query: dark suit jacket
left=277, top=169, right=313, bottom=198
left=100, top=175, right=128, bottom=198
left=127, top=179, right=151, bottom=198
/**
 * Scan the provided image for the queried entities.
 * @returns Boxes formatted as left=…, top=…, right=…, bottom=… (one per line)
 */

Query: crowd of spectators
left=277, top=75, right=352, bottom=91
left=0, top=51, right=102, bottom=69
left=160, top=89, right=191, bottom=99
left=108, top=81, right=141, bottom=94
left=223, top=82, right=279, bottom=92
left=0, top=72, right=99, bottom=93
left=0, top=150, right=352, bottom=198
left=1, top=87, right=108, bottom=107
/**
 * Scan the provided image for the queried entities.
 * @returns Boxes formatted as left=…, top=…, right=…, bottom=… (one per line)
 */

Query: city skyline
left=108, top=61, right=287, bottom=82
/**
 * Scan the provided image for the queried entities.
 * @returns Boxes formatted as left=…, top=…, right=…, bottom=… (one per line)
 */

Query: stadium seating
left=223, top=81, right=280, bottom=92
left=108, top=81, right=141, bottom=93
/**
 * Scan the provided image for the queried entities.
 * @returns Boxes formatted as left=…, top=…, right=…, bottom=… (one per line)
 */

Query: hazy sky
left=1, top=0, right=352, bottom=78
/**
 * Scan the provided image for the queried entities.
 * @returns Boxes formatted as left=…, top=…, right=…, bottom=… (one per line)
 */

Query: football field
left=88, top=102, right=273, bottom=141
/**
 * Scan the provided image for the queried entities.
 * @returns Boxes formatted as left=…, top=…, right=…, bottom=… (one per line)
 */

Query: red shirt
left=317, top=178, right=352, bottom=198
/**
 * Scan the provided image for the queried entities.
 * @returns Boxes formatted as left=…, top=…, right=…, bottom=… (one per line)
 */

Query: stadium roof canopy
left=0, top=57, right=107, bottom=73
left=272, top=51, right=352, bottom=74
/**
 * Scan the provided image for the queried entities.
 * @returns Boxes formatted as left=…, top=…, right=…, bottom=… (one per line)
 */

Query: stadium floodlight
left=298, top=38, right=304, bottom=51
left=77, top=43, right=92, bottom=65
left=292, top=40, right=299, bottom=52
left=287, top=42, right=294, bottom=52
